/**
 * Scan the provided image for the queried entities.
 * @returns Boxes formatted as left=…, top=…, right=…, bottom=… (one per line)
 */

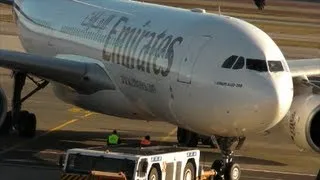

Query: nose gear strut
left=210, top=136, right=245, bottom=180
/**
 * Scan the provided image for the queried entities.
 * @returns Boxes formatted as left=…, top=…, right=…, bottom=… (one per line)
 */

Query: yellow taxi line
left=161, top=127, right=177, bottom=142
left=83, top=112, right=96, bottom=117
left=0, top=110, right=95, bottom=155
left=0, top=118, right=78, bottom=155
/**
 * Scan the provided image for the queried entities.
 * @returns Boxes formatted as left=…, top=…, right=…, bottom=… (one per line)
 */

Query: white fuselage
left=13, top=0, right=294, bottom=137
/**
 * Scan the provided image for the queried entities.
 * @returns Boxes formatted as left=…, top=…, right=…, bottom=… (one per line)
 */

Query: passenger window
left=222, top=55, right=237, bottom=68
left=246, top=59, right=268, bottom=72
left=232, top=56, right=245, bottom=69
left=268, top=61, right=284, bottom=72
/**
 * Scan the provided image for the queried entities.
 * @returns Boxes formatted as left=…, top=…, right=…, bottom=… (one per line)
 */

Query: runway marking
left=68, top=107, right=96, bottom=117
left=39, top=149, right=64, bottom=155
left=161, top=127, right=177, bottom=141
left=83, top=112, right=95, bottom=117
left=43, top=119, right=79, bottom=135
left=3, top=159, right=39, bottom=164
left=0, top=119, right=78, bottom=155
left=68, top=107, right=83, bottom=113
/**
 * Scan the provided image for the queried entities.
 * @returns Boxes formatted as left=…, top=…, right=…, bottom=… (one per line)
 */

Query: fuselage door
left=177, top=36, right=211, bottom=84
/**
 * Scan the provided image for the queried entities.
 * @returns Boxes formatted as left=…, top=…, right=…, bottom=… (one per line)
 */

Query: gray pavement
left=0, top=165, right=60, bottom=180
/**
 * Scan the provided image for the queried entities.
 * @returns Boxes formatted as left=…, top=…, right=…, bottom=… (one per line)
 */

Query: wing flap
left=0, top=49, right=115, bottom=94
left=287, top=58, right=320, bottom=77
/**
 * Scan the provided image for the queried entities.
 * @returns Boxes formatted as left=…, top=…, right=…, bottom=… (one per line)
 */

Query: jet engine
left=283, top=93, right=320, bottom=153
left=0, top=88, right=8, bottom=129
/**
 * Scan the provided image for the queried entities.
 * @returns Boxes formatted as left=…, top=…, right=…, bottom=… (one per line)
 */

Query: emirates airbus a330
left=0, top=0, right=319, bottom=179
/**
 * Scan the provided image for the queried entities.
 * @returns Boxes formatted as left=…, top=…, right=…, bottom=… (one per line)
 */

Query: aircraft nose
left=257, top=72, right=293, bottom=131
left=267, top=72, right=294, bottom=129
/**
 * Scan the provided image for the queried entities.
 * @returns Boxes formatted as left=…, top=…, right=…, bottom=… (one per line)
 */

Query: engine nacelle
left=283, top=93, right=320, bottom=153
left=0, top=88, right=8, bottom=128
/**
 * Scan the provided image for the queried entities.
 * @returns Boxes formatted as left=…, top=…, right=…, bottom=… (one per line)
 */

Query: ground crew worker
left=140, top=135, right=151, bottom=147
left=107, top=130, right=121, bottom=146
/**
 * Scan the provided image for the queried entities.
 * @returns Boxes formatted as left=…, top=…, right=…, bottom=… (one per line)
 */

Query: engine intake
left=309, top=108, right=320, bottom=150
left=284, top=94, right=320, bottom=153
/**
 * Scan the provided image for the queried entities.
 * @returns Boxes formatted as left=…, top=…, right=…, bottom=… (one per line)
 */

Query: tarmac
left=0, top=1, right=320, bottom=179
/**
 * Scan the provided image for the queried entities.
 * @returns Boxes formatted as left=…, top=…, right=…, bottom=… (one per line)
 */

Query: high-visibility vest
left=140, top=139, right=151, bottom=146
left=108, top=134, right=119, bottom=145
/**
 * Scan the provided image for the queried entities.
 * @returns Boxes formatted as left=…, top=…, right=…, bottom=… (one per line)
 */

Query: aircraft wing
left=287, top=58, right=320, bottom=77
left=0, top=49, right=115, bottom=94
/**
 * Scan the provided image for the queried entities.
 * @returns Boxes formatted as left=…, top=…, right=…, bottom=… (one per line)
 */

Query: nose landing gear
left=210, top=136, right=245, bottom=180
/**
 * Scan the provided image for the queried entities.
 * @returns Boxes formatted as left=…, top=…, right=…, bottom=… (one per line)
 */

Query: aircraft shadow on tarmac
left=0, top=129, right=286, bottom=168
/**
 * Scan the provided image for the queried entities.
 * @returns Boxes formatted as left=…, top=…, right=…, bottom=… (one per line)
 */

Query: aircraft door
left=177, top=36, right=211, bottom=84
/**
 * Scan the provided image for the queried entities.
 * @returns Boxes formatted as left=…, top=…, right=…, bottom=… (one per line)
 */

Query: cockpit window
left=268, top=61, right=284, bottom=72
left=222, top=55, right=237, bottom=68
left=232, top=56, right=245, bottom=69
left=246, top=59, right=268, bottom=72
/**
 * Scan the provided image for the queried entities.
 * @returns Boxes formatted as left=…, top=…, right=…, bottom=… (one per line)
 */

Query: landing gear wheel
left=18, top=111, right=36, bottom=138
left=209, top=136, right=243, bottom=180
left=211, top=160, right=224, bottom=180
left=183, top=162, right=195, bottom=180
left=148, top=167, right=160, bottom=180
left=225, top=162, right=241, bottom=180
left=0, top=112, right=12, bottom=135
left=211, top=160, right=224, bottom=174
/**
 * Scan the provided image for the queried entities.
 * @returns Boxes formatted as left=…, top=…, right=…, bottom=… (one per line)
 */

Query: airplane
left=0, top=0, right=319, bottom=179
